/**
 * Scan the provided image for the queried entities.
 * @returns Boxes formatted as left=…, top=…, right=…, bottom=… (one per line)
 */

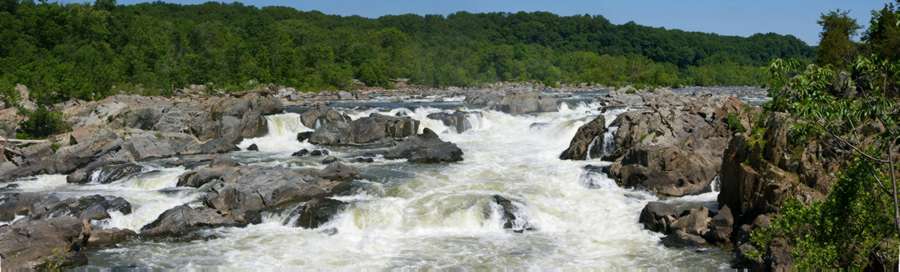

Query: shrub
left=18, top=107, right=69, bottom=139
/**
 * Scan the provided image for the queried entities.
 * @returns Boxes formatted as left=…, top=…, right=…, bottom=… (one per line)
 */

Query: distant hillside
left=0, top=1, right=813, bottom=104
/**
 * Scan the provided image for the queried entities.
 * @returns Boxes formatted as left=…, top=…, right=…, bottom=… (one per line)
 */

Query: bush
left=17, top=107, right=69, bottom=139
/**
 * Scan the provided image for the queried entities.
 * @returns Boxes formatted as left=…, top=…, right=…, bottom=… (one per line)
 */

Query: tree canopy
left=0, top=1, right=814, bottom=105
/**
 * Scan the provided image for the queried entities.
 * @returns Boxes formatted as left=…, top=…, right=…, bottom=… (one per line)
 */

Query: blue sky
left=68, top=0, right=891, bottom=45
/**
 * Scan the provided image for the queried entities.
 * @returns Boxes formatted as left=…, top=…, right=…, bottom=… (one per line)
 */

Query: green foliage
left=0, top=2, right=813, bottom=105
left=816, top=10, right=861, bottom=68
left=863, top=3, right=900, bottom=62
left=751, top=158, right=898, bottom=269
left=17, top=106, right=69, bottom=139
left=725, top=112, right=746, bottom=133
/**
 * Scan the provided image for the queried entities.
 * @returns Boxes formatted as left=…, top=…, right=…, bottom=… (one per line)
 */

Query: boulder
left=608, top=145, right=717, bottom=196
left=67, top=162, right=144, bottom=184
left=703, top=205, right=734, bottom=244
left=598, top=92, right=749, bottom=196
left=661, top=230, right=708, bottom=248
left=0, top=216, right=88, bottom=271
left=321, top=156, right=339, bottom=164
left=669, top=207, right=711, bottom=237
left=287, top=198, right=347, bottom=229
left=140, top=205, right=247, bottom=238
left=559, top=115, right=606, bottom=160
left=349, top=114, right=419, bottom=144
left=247, top=144, right=259, bottom=151
left=292, top=149, right=310, bottom=157
left=296, top=131, right=313, bottom=142
left=300, top=105, right=350, bottom=129
left=427, top=111, right=480, bottom=133
left=384, top=128, right=463, bottom=163
left=29, top=194, right=132, bottom=221
left=491, top=195, right=535, bottom=233
left=638, top=201, right=678, bottom=233
left=87, top=228, right=137, bottom=248
left=466, top=91, right=558, bottom=114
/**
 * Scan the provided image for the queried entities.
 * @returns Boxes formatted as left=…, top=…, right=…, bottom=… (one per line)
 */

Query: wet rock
left=427, top=111, right=480, bottom=133
left=559, top=115, right=606, bottom=160
left=247, top=144, right=259, bottom=151
left=140, top=205, right=247, bottom=238
left=321, top=156, right=339, bottom=164
left=30, top=194, right=132, bottom=221
left=292, top=149, right=310, bottom=157
left=661, top=230, right=708, bottom=248
left=353, top=157, right=375, bottom=163
left=67, top=162, right=144, bottom=184
left=318, top=162, right=360, bottom=182
left=309, top=121, right=352, bottom=145
left=310, top=149, right=329, bottom=156
left=0, top=216, right=88, bottom=271
left=491, top=195, right=535, bottom=233
left=639, top=202, right=678, bottom=233
left=288, top=198, right=347, bottom=229
left=0, top=192, right=41, bottom=221
left=384, top=128, right=463, bottom=163
left=296, top=131, right=313, bottom=142
left=87, top=228, right=137, bottom=248
left=349, top=114, right=419, bottom=144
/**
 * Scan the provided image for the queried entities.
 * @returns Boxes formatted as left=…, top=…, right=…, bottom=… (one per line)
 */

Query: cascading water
left=58, top=100, right=732, bottom=270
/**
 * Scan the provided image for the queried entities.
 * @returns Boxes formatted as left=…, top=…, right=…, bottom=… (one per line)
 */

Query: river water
left=10, top=97, right=729, bottom=270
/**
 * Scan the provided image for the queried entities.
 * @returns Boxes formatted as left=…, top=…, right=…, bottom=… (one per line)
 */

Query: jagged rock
left=67, top=162, right=144, bottom=184
left=661, top=230, right=708, bottom=248
left=292, top=149, right=310, bottom=157
left=30, top=194, right=132, bottom=221
left=427, top=111, right=480, bottom=133
left=608, top=145, right=717, bottom=196
left=600, top=92, right=749, bottom=196
left=559, top=115, right=606, bottom=160
left=247, top=144, right=259, bottom=151
left=0, top=216, right=88, bottom=271
left=288, top=198, right=347, bottom=229
left=140, top=205, right=248, bottom=237
left=349, top=114, right=419, bottom=144
left=318, top=162, right=360, bottom=182
left=639, top=202, right=678, bottom=233
left=491, top=195, right=535, bottom=233
left=669, top=207, right=711, bottom=237
left=300, top=105, right=351, bottom=129
left=703, top=205, right=734, bottom=244
left=384, top=128, right=463, bottom=163
left=0, top=192, right=41, bottom=221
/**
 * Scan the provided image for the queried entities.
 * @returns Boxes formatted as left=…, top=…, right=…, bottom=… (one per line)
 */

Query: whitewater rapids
left=13, top=100, right=728, bottom=270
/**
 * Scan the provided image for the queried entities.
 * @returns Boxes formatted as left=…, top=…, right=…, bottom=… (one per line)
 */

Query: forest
left=0, top=0, right=813, bottom=105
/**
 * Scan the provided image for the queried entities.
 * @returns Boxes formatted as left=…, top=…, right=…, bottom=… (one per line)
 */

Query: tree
left=1, top=0, right=17, bottom=13
left=94, top=0, right=115, bottom=11
left=816, top=10, right=861, bottom=68
left=863, top=4, right=900, bottom=61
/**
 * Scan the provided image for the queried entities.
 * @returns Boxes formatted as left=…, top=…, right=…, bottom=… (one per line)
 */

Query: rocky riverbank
left=0, top=84, right=781, bottom=270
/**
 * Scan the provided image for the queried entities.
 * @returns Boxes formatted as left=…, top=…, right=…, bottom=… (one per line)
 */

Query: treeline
left=0, top=0, right=812, bottom=105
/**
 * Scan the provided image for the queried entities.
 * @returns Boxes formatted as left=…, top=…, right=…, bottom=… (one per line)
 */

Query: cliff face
left=717, top=110, right=889, bottom=269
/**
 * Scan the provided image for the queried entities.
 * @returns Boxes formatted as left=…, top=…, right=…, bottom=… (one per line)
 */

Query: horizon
left=58, top=0, right=891, bottom=45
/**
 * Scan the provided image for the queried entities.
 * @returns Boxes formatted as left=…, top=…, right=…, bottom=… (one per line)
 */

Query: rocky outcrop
left=144, top=161, right=359, bottom=238
left=639, top=201, right=731, bottom=248
left=384, top=128, right=463, bottom=163
left=601, top=91, right=751, bottom=196
left=427, top=111, right=481, bottom=133
left=559, top=115, right=606, bottom=160
left=465, top=90, right=558, bottom=114
left=67, top=162, right=144, bottom=184
left=299, top=104, right=351, bottom=129
left=309, top=112, right=419, bottom=146
left=0, top=216, right=89, bottom=271
left=0, top=92, right=282, bottom=181
left=0, top=193, right=131, bottom=222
